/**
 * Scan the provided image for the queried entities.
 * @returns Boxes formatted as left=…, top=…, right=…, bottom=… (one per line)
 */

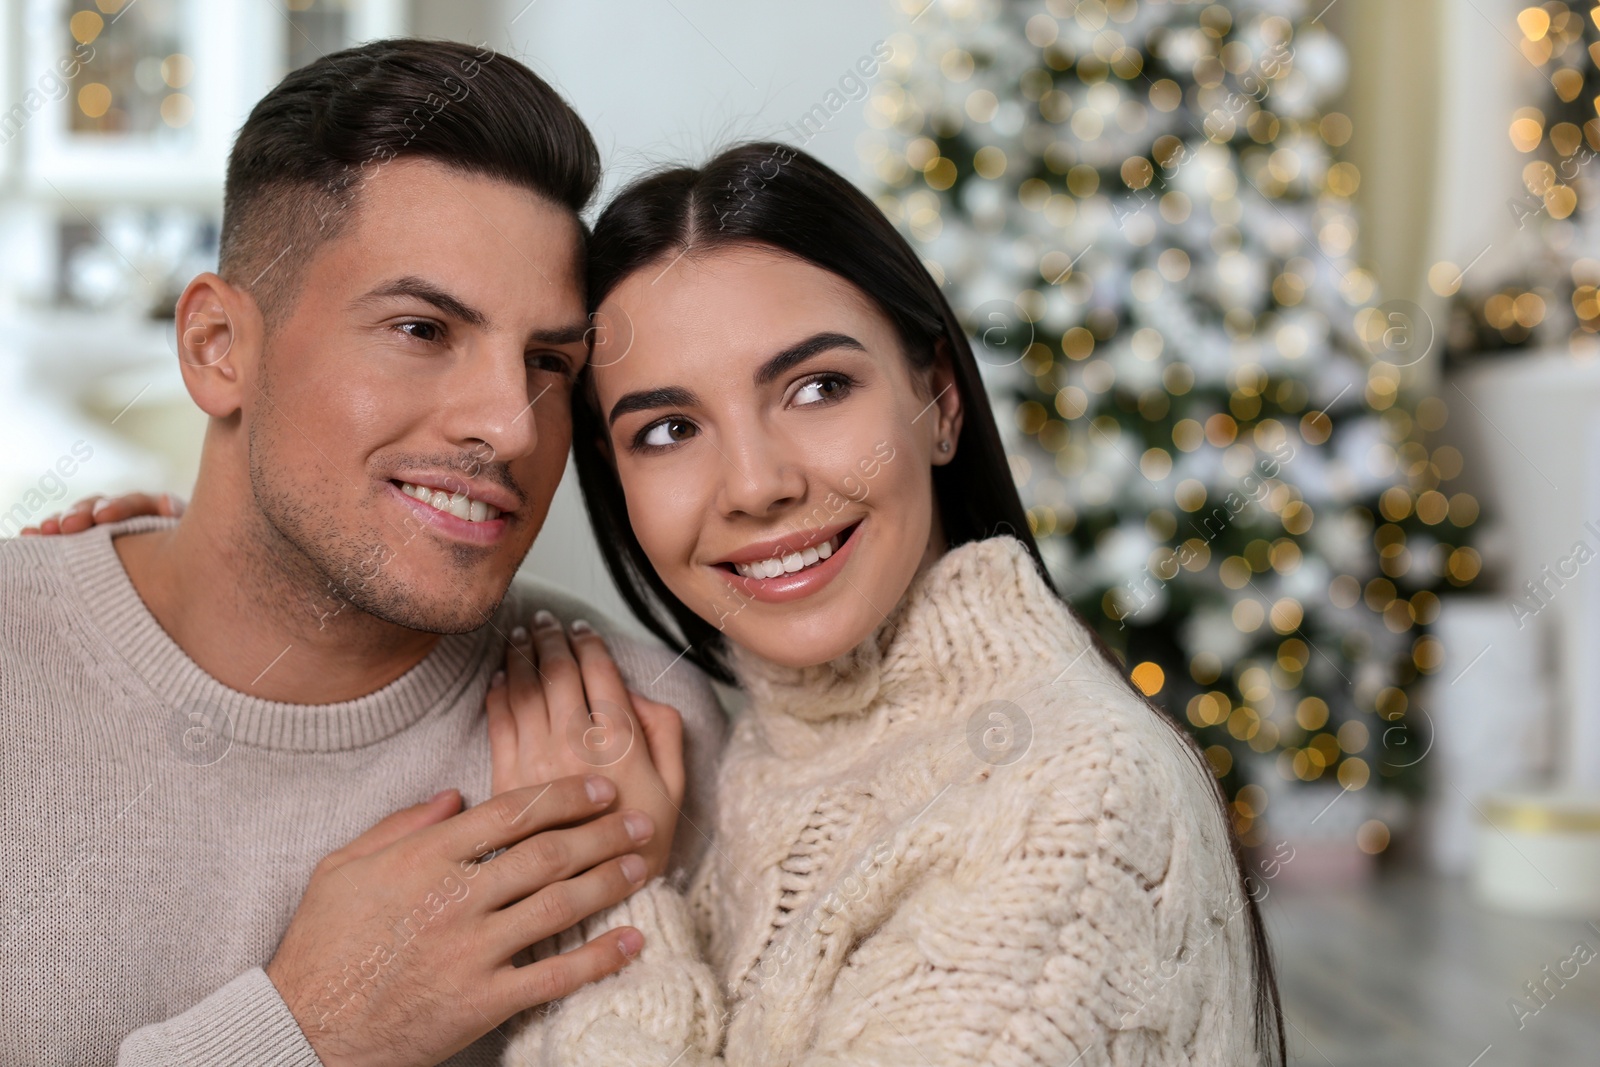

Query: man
left=0, top=39, right=723, bottom=1066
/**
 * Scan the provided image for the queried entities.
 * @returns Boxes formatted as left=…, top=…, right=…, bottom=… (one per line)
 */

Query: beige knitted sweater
left=505, top=536, right=1262, bottom=1066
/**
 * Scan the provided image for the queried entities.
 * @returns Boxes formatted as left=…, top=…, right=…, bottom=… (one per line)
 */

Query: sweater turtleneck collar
left=729, top=535, right=1098, bottom=724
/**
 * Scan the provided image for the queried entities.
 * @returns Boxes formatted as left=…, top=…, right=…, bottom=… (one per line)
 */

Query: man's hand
left=486, top=611, right=686, bottom=882
left=267, top=775, right=655, bottom=1067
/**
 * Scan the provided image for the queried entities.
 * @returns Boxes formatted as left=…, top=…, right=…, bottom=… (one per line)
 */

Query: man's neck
left=114, top=489, right=441, bottom=706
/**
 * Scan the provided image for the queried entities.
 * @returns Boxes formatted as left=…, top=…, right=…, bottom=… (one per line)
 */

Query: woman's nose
left=716, top=435, right=806, bottom=518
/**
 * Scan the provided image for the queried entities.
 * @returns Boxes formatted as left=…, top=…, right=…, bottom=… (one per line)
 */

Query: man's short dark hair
left=219, top=38, right=600, bottom=321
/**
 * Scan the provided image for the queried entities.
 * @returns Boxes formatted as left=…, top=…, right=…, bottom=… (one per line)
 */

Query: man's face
left=243, top=158, right=587, bottom=634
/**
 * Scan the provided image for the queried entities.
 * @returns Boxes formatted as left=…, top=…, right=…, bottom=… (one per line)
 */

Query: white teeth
left=397, top=482, right=502, bottom=523
left=733, top=534, right=843, bottom=579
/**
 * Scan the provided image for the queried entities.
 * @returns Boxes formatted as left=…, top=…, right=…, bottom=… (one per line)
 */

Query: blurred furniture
left=1475, top=790, right=1600, bottom=916
left=1423, top=597, right=1551, bottom=874
left=1450, top=351, right=1600, bottom=790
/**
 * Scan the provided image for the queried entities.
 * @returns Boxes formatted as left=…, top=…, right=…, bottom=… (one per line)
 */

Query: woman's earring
left=939, top=439, right=952, bottom=453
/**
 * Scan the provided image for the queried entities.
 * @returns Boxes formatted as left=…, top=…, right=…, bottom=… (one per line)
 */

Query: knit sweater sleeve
left=500, top=876, right=724, bottom=1065
left=116, top=967, right=322, bottom=1066
left=502, top=697, right=1255, bottom=1066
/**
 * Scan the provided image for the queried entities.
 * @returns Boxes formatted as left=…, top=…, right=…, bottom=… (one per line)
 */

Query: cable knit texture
left=0, top=517, right=727, bottom=1066
left=503, top=535, right=1261, bottom=1066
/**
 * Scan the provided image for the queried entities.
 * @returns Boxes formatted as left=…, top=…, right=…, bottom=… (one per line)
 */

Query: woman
left=48, top=143, right=1284, bottom=1065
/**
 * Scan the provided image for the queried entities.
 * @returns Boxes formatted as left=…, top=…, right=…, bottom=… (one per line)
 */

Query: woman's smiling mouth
left=714, top=521, right=862, bottom=602
left=730, top=531, right=840, bottom=579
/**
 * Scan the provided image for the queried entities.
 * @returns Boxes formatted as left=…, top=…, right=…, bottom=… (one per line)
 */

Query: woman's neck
left=728, top=536, right=1092, bottom=728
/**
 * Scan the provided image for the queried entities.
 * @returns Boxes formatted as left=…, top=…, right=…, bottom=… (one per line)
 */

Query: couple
left=4, top=38, right=1282, bottom=1067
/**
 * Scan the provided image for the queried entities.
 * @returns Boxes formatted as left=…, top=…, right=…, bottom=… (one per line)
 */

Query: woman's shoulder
left=976, top=663, right=1235, bottom=889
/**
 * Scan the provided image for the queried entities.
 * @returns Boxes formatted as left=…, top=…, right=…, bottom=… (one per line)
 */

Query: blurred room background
left=1, top=1, right=1597, bottom=1062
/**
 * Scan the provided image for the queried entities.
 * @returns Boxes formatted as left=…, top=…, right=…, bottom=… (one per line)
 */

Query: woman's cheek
left=621, top=462, right=706, bottom=591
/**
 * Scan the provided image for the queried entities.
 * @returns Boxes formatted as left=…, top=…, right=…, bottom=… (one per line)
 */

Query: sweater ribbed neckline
left=729, top=536, right=1095, bottom=724
left=57, top=516, right=491, bottom=752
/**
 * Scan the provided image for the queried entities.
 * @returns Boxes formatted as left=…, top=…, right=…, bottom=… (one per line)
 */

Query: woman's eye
left=793, top=374, right=851, bottom=406
left=397, top=321, right=442, bottom=343
left=639, top=418, right=697, bottom=449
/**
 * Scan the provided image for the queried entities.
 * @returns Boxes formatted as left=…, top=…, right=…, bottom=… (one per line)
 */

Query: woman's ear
left=173, top=272, right=261, bottom=419
left=927, top=339, right=965, bottom=467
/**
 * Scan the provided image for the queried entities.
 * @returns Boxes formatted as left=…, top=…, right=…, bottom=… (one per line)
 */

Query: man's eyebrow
left=529, top=322, right=591, bottom=345
left=753, top=332, right=867, bottom=386
left=352, top=278, right=587, bottom=345
left=607, top=386, right=700, bottom=428
left=352, top=276, right=489, bottom=329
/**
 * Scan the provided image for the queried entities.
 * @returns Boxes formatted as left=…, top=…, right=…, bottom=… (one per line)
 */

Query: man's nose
left=438, top=341, right=541, bottom=463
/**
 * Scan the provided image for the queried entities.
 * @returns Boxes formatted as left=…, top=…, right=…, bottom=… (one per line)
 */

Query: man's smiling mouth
left=395, top=481, right=503, bottom=523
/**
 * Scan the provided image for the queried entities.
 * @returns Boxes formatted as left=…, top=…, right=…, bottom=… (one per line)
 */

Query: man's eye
left=639, top=418, right=697, bottom=449
left=398, top=321, right=442, bottom=343
left=526, top=352, right=571, bottom=376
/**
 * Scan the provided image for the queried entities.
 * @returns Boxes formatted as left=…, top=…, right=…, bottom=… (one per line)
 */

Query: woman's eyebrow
left=753, top=332, right=866, bottom=385
left=608, top=386, right=700, bottom=428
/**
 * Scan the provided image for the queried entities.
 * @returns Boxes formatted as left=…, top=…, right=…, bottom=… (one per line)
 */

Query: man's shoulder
left=0, top=529, right=74, bottom=586
left=0, top=528, right=102, bottom=628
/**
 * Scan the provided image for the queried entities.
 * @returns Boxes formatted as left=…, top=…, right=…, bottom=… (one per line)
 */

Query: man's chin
left=338, top=577, right=511, bottom=636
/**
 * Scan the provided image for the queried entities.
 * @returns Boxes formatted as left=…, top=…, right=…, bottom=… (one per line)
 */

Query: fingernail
left=489, top=669, right=505, bottom=688
left=509, top=626, right=528, bottom=643
left=91, top=499, right=111, bottom=517
left=429, top=788, right=456, bottom=804
left=570, top=618, right=593, bottom=635
left=623, top=811, right=654, bottom=843
left=534, top=609, right=557, bottom=628
left=620, top=855, right=647, bottom=884
left=164, top=492, right=186, bottom=516
left=585, top=775, right=615, bottom=804
left=618, top=927, right=644, bottom=958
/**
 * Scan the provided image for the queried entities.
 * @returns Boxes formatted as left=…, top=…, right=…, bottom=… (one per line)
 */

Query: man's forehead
left=312, top=159, right=586, bottom=324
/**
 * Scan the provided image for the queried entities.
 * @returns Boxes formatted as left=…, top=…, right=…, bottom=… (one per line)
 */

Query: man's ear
left=173, top=272, right=262, bottom=418
left=927, top=340, right=965, bottom=467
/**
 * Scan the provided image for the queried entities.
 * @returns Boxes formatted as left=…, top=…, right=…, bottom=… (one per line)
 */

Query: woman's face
left=590, top=245, right=962, bottom=668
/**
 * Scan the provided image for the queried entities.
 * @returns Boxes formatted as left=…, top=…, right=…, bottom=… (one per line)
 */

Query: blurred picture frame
left=20, top=0, right=403, bottom=201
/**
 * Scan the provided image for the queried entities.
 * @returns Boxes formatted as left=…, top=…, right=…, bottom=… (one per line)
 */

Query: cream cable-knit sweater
left=506, top=536, right=1262, bottom=1066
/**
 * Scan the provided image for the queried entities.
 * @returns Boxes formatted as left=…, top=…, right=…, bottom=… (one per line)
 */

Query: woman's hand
left=20, top=491, right=184, bottom=535
left=487, top=611, right=686, bottom=881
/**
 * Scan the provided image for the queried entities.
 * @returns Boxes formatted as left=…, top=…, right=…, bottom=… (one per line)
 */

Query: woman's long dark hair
left=573, top=142, right=1284, bottom=1064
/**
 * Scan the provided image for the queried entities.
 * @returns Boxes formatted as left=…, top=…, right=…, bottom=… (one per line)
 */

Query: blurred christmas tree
left=1443, top=1, right=1600, bottom=360
left=862, top=0, right=1480, bottom=849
